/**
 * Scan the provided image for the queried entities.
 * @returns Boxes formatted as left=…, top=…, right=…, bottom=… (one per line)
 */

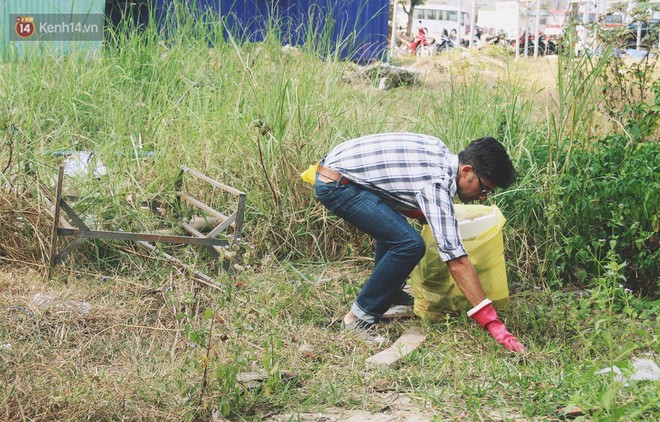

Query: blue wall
left=276, top=0, right=390, bottom=62
left=153, top=0, right=389, bottom=62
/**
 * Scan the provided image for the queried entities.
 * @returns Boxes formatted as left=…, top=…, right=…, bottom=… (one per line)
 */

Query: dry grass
left=417, top=49, right=660, bottom=95
left=0, top=191, right=51, bottom=268
left=1, top=211, right=657, bottom=419
left=410, top=50, right=659, bottom=138
left=0, top=260, right=437, bottom=420
left=0, top=267, right=188, bottom=419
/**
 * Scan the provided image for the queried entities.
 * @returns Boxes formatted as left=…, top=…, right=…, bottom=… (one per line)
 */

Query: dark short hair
left=458, top=137, right=516, bottom=188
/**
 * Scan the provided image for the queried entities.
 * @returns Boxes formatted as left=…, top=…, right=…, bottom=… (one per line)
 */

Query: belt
left=317, top=164, right=352, bottom=185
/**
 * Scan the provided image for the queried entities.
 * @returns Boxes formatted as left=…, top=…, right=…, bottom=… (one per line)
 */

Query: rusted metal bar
left=48, top=163, right=245, bottom=283
left=59, top=199, right=90, bottom=230
left=138, top=241, right=221, bottom=290
left=181, top=222, right=204, bottom=238
left=181, top=222, right=229, bottom=260
left=42, top=194, right=74, bottom=230
left=205, top=212, right=236, bottom=239
left=234, top=193, right=246, bottom=241
left=177, top=192, right=226, bottom=221
left=57, top=228, right=229, bottom=247
left=180, top=165, right=245, bottom=196
left=48, top=166, right=65, bottom=271
left=52, top=237, right=86, bottom=265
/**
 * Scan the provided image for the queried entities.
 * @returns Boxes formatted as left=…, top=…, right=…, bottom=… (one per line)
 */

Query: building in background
left=477, top=2, right=522, bottom=38
left=474, top=0, right=655, bottom=40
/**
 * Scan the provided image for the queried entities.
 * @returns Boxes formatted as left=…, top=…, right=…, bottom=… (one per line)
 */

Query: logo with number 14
left=15, top=16, right=35, bottom=38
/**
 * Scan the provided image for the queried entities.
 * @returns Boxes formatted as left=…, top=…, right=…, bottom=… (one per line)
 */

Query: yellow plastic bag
left=409, top=204, right=510, bottom=318
left=300, top=162, right=319, bottom=185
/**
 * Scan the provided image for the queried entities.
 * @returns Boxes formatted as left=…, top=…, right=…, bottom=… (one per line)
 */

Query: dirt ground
left=263, top=392, right=436, bottom=422
left=410, top=49, right=559, bottom=91
left=1, top=266, right=526, bottom=422
left=411, top=48, right=658, bottom=95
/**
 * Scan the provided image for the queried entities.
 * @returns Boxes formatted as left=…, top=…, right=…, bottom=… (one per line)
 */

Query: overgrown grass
left=1, top=262, right=657, bottom=420
left=1, top=2, right=658, bottom=420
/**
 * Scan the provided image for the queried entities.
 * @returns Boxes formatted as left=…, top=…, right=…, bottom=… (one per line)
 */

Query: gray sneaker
left=341, top=317, right=389, bottom=346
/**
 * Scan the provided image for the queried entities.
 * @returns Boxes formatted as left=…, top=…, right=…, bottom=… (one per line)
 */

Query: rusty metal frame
left=48, top=165, right=247, bottom=286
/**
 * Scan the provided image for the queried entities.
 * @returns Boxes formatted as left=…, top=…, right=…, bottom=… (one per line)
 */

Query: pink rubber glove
left=468, top=299, right=526, bottom=353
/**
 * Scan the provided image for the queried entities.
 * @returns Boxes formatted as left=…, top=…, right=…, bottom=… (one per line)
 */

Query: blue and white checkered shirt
left=322, top=132, right=467, bottom=261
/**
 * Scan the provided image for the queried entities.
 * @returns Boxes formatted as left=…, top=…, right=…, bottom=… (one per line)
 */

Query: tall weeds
left=1, top=2, right=657, bottom=293
left=503, top=20, right=659, bottom=293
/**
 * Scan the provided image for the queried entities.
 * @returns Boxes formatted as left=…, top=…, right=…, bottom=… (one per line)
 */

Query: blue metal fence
left=276, top=0, right=390, bottom=62
left=152, top=0, right=389, bottom=62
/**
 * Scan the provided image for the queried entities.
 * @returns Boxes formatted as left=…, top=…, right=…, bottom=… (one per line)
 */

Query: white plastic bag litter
left=63, top=151, right=107, bottom=178
left=595, top=357, right=660, bottom=385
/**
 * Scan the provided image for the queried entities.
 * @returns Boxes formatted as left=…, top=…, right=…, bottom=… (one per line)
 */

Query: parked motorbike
left=546, top=35, right=561, bottom=55
left=536, top=33, right=557, bottom=55
left=516, top=33, right=534, bottom=55
left=435, top=29, right=455, bottom=53
left=459, top=25, right=483, bottom=48
left=517, top=32, right=557, bottom=56
left=398, top=23, right=435, bottom=57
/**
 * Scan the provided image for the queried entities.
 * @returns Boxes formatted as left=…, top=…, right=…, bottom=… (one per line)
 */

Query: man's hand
left=482, top=319, right=526, bottom=352
left=468, top=299, right=526, bottom=353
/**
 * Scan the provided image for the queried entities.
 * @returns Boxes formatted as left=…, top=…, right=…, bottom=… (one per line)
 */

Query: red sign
left=15, top=16, right=35, bottom=39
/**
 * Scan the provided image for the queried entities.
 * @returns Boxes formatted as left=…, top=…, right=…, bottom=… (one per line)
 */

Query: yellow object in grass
left=300, top=162, right=319, bottom=184
left=410, top=204, right=510, bottom=317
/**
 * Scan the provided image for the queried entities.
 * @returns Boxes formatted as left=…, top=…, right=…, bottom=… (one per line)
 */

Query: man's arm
left=447, top=256, right=526, bottom=353
left=445, top=256, right=487, bottom=306
left=417, top=184, right=525, bottom=352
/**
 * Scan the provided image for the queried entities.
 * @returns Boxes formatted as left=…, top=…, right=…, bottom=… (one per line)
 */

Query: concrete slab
left=365, top=327, right=426, bottom=369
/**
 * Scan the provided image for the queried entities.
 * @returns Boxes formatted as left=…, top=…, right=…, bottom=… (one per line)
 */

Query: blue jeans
left=315, top=176, right=426, bottom=323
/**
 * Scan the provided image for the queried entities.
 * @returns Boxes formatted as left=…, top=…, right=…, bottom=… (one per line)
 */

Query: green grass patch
left=1, top=264, right=657, bottom=420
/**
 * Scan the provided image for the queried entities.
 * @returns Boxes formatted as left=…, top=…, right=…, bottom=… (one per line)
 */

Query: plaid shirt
left=322, top=132, right=467, bottom=261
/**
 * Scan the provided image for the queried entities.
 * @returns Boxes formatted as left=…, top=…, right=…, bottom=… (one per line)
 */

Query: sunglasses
left=475, top=171, right=494, bottom=197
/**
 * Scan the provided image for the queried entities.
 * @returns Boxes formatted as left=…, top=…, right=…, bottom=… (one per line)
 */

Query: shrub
left=557, top=136, right=658, bottom=296
left=506, top=134, right=659, bottom=297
